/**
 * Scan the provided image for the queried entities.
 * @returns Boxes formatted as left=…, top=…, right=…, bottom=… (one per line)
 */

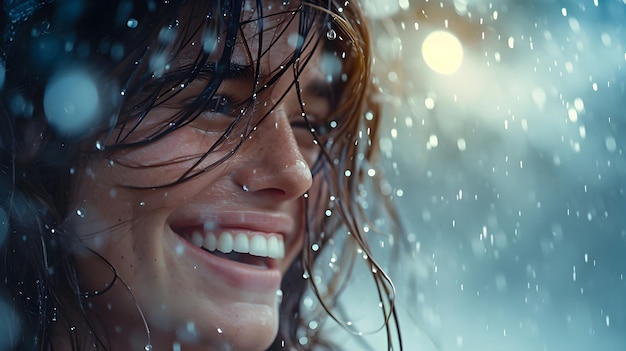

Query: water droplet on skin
left=95, top=141, right=104, bottom=150
left=144, top=344, right=152, bottom=351
left=242, top=184, right=250, bottom=192
left=76, top=208, right=85, bottom=218
left=216, top=327, right=223, bottom=334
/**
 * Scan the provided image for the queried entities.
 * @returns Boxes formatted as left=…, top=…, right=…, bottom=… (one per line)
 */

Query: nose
left=231, top=106, right=313, bottom=200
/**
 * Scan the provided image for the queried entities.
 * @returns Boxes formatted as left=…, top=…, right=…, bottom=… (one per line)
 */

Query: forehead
left=176, top=0, right=311, bottom=70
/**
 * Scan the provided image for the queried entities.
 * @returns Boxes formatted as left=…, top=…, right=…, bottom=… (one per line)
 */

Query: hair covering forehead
left=199, top=2, right=304, bottom=60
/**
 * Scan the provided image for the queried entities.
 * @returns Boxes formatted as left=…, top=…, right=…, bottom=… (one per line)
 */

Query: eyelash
left=204, top=95, right=237, bottom=116
left=192, top=95, right=338, bottom=137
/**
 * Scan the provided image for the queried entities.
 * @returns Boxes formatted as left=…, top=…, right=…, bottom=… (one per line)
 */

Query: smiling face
left=64, top=2, right=347, bottom=350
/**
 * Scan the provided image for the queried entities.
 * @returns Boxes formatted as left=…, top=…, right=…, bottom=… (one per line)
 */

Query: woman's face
left=66, top=3, right=338, bottom=350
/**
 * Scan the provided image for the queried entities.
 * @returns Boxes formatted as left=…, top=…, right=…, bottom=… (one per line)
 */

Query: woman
left=0, top=0, right=401, bottom=350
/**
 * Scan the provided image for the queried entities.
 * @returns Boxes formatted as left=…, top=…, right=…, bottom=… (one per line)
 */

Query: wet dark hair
left=0, top=0, right=402, bottom=350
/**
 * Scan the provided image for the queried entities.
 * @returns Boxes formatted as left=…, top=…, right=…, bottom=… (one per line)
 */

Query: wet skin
left=65, top=2, right=337, bottom=350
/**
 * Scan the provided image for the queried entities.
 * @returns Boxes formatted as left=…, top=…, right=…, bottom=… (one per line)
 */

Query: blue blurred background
left=328, top=0, right=626, bottom=350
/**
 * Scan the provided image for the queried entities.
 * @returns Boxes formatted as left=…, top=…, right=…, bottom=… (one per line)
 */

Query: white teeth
left=191, top=231, right=204, bottom=247
left=190, top=231, right=285, bottom=259
left=204, top=232, right=217, bottom=251
left=249, top=236, right=268, bottom=257
left=267, top=236, right=280, bottom=259
left=217, top=232, right=234, bottom=253
left=233, top=233, right=249, bottom=253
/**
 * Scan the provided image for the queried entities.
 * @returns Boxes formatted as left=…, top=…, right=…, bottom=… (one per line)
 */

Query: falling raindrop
left=605, top=136, right=617, bottom=152
left=326, top=28, right=337, bottom=40
left=44, top=70, right=101, bottom=136
left=202, top=29, right=218, bottom=54
left=127, top=18, right=139, bottom=28
left=276, top=289, right=283, bottom=304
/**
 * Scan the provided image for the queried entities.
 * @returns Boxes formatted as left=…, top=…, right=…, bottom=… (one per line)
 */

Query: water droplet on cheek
left=76, top=208, right=86, bottom=218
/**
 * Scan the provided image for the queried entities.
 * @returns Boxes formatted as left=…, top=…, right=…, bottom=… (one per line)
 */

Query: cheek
left=106, top=128, right=229, bottom=188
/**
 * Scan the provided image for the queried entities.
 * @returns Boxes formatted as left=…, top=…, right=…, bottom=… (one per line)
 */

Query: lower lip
left=173, top=232, right=283, bottom=292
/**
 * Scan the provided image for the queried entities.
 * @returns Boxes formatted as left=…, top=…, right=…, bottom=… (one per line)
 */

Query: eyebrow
left=201, top=61, right=336, bottom=108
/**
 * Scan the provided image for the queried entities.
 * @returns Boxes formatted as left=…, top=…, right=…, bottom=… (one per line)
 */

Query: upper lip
left=169, top=210, right=296, bottom=239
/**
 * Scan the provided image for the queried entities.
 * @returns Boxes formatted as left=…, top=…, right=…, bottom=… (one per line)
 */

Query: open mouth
left=207, top=250, right=271, bottom=268
left=178, top=230, right=285, bottom=269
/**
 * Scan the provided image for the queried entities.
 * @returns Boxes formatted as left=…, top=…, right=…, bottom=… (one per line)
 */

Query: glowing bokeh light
left=44, top=69, right=100, bottom=135
left=421, top=30, right=464, bottom=75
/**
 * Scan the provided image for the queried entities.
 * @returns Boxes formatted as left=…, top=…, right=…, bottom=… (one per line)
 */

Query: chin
left=143, top=295, right=280, bottom=351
